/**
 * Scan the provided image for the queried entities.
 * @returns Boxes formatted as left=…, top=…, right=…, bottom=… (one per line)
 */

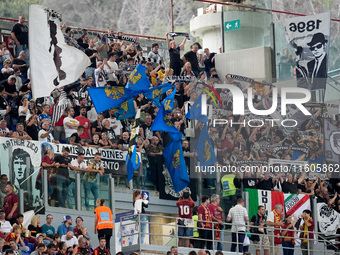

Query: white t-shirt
left=18, top=106, right=28, bottom=117
left=267, top=211, right=275, bottom=231
left=38, top=129, right=54, bottom=143
left=0, top=49, right=12, bottom=61
left=0, top=220, right=12, bottom=233
left=1, top=67, right=13, bottom=74
left=227, top=204, right=248, bottom=232
left=70, top=158, right=87, bottom=179
left=107, top=118, right=122, bottom=136
left=63, top=117, right=79, bottom=139
left=104, top=61, right=118, bottom=81
left=61, top=235, right=78, bottom=247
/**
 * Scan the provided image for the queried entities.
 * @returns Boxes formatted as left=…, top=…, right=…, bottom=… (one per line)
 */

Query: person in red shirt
left=281, top=214, right=295, bottom=255
left=176, top=191, right=195, bottom=247
left=208, top=194, right=224, bottom=251
left=197, top=195, right=212, bottom=250
left=93, top=237, right=110, bottom=255
left=35, top=149, right=56, bottom=199
left=73, top=216, right=84, bottom=237
left=3, top=183, right=19, bottom=225
left=75, top=107, right=91, bottom=143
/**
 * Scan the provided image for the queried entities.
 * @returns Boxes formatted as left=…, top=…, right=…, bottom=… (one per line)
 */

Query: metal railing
left=119, top=213, right=340, bottom=254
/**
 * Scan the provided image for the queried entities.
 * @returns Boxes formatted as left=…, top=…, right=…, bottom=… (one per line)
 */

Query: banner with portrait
left=317, top=202, right=340, bottom=236
left=0, top=137, right=132, bottom=208
left=283, top=12, right=331, bottom=91
left=324, top=118, right=340, bottom=164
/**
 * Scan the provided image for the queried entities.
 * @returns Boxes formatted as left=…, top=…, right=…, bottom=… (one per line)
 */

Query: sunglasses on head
left=310, top=43, right=323, bottom=51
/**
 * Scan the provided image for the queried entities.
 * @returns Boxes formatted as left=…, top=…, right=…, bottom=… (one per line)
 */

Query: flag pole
left=170, top=0, right=174, bottom=32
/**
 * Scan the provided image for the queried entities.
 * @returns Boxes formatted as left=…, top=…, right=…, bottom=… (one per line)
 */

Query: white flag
left=29, top=5, right=90, bottom=99
left=282, top=12, right=331, bottom=91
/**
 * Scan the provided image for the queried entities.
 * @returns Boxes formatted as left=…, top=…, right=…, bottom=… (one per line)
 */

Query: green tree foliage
left=0, top=0, right=43, bottom=19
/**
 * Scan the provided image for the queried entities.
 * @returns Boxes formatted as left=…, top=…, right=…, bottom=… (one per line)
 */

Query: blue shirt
left=57, top=223, right=74, bottom=236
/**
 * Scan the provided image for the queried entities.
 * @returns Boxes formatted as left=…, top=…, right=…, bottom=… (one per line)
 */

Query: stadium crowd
left=0, top=12, right=340, bottom=255
left=0, top=200, right=113, bottom=255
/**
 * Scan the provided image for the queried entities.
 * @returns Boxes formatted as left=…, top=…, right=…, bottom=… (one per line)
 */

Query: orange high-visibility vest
left=95, top=206, right=114, bottom=230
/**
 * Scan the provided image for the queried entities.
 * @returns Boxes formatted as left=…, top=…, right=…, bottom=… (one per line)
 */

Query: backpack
left=249, top=214, right=262, bottom=242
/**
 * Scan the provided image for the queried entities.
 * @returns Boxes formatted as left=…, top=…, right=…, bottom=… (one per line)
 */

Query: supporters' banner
left=136, top=55, right=162, bottom=65
left=0, top=138, right=41, bottom=208
left=262, top=95, right=311, bottom=133
left=225, top=74, right=255, bottom=84
left=283, top=12, right=331, bottom=91
left=163, top=132, right=190, bottom=193
left=247, top=189, right=285, bottom=218
left=125, top=64, right=151, bottom=92
left=164, top=76, right=196, bottom=83
left=168, top=32, right=190, bottom=40
left=143, top=83, right=173, bottom=108
left=284, top=193, right=311, bottom=218
left=317, top=203, right=340, bottom=236
left=195, top=123, right=217, bottom=167
left=150, top=105, right=179, bottom=133
left=247, top=189, right=311, bottom=221
left=29, top=5, right=90, bottom=99
left=324, top=118, right=340, bottom=164
left=235, top=160, right=268, bottom=166
left=0, top=137, right=132, bottom=182
left=105, top=34, right=137, bottom=43
left=185, top=93, right=209, bottom=123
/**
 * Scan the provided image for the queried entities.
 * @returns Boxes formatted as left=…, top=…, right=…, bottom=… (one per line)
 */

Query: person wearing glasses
left=42, top=214, right=55, bottom=242
left=307, top=32, right=328, bottom=90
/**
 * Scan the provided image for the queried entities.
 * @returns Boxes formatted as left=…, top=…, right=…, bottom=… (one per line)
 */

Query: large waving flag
left=29, top=5, right=90, bottom=99
left=150, top=105, right=179, bottom=133
left=126, top=145, right=140, bottom=182
left=144, top=83, right=173, bottom=108
left=126, top=64, right=151, bottom=92
left=87, top=86, right=127, bottom=113
left=163, top=133, right=190, bottom=192
left=185, top=93, right=209, bottom=123
left=195, top=123, right=217, bottom=167
left=115, top=98, right=136, bottom=120
left=247, top=189, right=285, bottom=217
left=162, top=86, right=176, bottom=113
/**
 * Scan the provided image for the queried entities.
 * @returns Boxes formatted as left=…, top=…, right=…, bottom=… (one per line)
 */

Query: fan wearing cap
left=307, top=32, right=328, bottom=89
left=57, top=216, right=74, bottom=236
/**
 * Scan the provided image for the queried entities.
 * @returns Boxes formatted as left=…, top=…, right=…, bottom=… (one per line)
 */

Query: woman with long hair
left=180, top=62, right=195, bottom=77
left=99, top=132, right=114, bottom=149
left=133, top=190, right=149, bottom=244
left=94, top=198, right=114, bottom=252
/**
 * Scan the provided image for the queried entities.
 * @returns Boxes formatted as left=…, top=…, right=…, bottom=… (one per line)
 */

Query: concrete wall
left=215, top=46, right=273, bottom=80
